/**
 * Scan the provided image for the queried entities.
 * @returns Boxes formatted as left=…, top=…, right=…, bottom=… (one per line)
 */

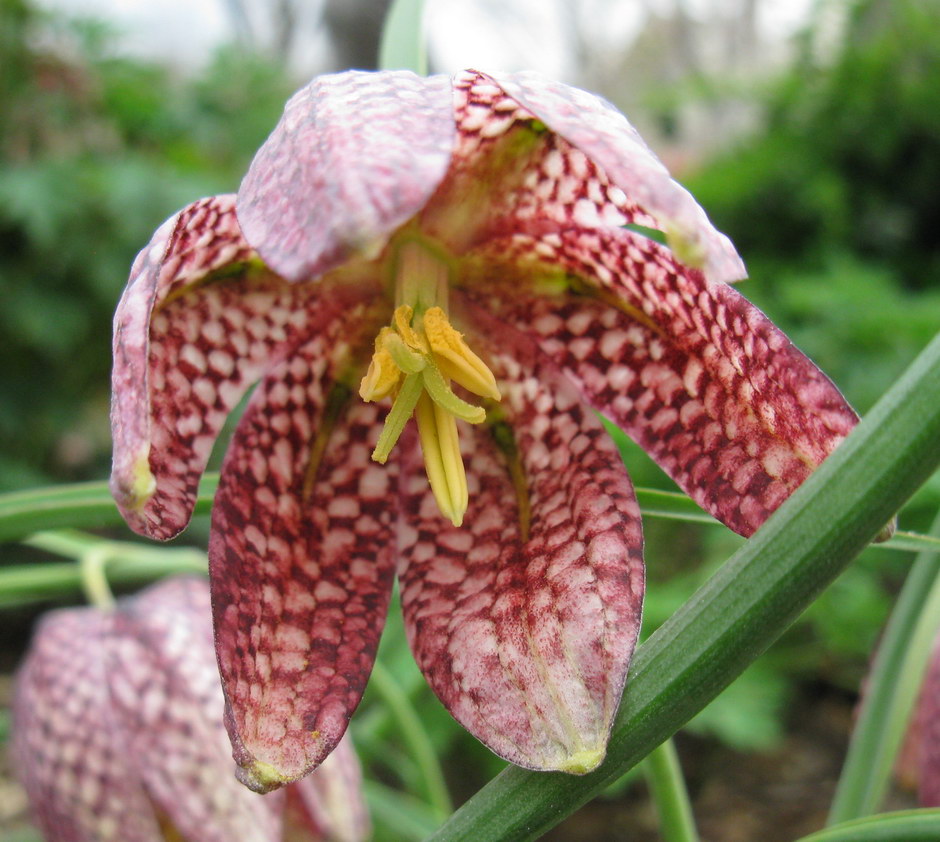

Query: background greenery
left=1, top=0, right=938, bottom=838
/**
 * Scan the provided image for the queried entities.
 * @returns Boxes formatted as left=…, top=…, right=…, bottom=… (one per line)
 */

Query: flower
left=109, top=69, right=858, bottom=791
left=12, top=576, right=369, bottom=841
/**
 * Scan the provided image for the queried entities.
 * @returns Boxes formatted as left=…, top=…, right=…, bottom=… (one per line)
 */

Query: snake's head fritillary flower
left=12, top=577, right=369, bottom=841
left=109, top=69, right=858, bottom=791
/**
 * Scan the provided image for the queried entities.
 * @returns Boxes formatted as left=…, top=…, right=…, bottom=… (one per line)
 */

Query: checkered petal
left=12, top=609, right=163, bottom=842
left=107, top=577, right=289, bottom=842
left=466, top=227, right=857, bottom=536
left=110, top=194, right=365, bottom=541
left=481, top=70, right=745, bottom=283
left=397, top=317, right=644, bottom=773
left=209, top=338, right=399, bottom=793
left=237, top=70, right=455, bottom=282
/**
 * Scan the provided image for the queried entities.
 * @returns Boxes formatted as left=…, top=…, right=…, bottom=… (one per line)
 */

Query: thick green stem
left=642, top=739, right=699, bottom=842
left=426, top=333, right=940, bottom=842
left=828, top=507, right=940, bottom=824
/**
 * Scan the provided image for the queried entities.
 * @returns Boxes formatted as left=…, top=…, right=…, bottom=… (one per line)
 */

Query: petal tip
left=110, top=448, right=156, bottom=513
left=556, top=746, right=606, bottom=775
left=235, top=758, right=293, bottom=794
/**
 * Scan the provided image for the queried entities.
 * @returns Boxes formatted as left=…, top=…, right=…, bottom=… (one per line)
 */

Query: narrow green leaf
left=0, top=555, right=206, bottom=607
left=0, top=475, right=218, bottom=543
left=427, top=334, right=940, bottom=842
left=828, top=507, right=940, bottom=823
left=362, top=780, right=441, bottom=840
left=368, top=660, right=452, bottom=820
left=796, top=809, right=940, bottom=841
left=378, top=0, right=427, bottom=75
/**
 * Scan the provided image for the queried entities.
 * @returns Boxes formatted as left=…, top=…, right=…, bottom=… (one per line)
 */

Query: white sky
left=40, top=0, right=816, bottom=81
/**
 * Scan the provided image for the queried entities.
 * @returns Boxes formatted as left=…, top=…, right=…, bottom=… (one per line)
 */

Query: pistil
left=359, top=239, right=500, bottom=526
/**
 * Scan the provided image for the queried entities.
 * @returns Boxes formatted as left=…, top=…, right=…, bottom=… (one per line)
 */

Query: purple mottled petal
left=398, top=320, right=644, bottom=773
left=425, top=70, right=660, bottom=254
left=917, top=633, right=940, bottom=806
left=467, top=227, right=857, bottom=537
left=110, top=195, right=379, bottom=541
left=12, top=609, right=162, bottom=842
left=286, top=737, right=371, bottom=842
left=107, top=577, right=289, bottom=842
left=483, top=69, right=745, bottom=283
left=237, top=70, right=455, bottom=282
left=210, top=338, right=398, bottom=793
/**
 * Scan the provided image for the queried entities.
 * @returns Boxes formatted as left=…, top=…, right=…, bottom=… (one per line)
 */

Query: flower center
left=359, top=240, right=500, bottom=527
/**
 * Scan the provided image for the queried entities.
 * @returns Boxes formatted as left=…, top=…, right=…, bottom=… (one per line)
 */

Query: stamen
left=360, top=237, right=503, bottom=525
left=371, top=372, right=424, bottom=463
left=383, top=332, right=426, bottom=374
left=415, top=392, right=468, bottom=526
left=423, top=307, right=501, bottom=400
left=421, top=363, right=486, bottom=424
left=359, top=328, right=402, bottom=401
left=393, top=305, right=427, bottom=353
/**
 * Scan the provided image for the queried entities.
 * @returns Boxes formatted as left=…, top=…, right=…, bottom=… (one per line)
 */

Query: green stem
left=362, top=779, right=441, bottom=840
left=377, top=0, right=427, bottom=75
left=1, top=476, right=935, bottom=551
left=425, top=333, right=940, bottom=842
left=796, top=809, right=940, bottom=841
left=79, top=546, right=116, bottom=609
left=642, top=739, right=699, bottom=842
left=0, top=475, right=218, bottom=542
left=368, top=659, right=453, bottom=821
left=2, top=532, right=207, bottom=607
left=828, top=507, right=940, bottom=824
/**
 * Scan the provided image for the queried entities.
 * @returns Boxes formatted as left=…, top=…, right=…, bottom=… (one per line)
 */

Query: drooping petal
left=106, top=576, right=288, bottom=842
left=424, top=70, right=743, bottom=287
left=237, top=70, right=456, bottom=282
left=397, top=319, right=644, bottom=773
left=285, top=737, right=371, bottom=842
left=12, top=609, right=163, bottom=842
left=423, top=70, right=656, bottom=255
left=210, top=337, right=399, bottom=793
left=110, top=194, right=376, bottom=540
left=482, top=70, right=746, bottom=283
left=465, top=228, right=857, bottom=537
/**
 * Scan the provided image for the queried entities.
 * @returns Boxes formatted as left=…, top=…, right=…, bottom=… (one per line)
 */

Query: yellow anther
left=415, top=392, right=468, bottom=527
left=359, top=327, right=402, bottom=402
left=393, top=305, right=428, bottom=353
left=361, top=238, right=502, bottom=527
left=422, top=307, right=501, bottom=400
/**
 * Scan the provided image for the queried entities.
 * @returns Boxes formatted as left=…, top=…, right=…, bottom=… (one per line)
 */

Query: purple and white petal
left=110, top=195, right=377, bottom=540
left=286, top=735, right=371, bottom=842
left=465, top=227, right=857, bottom=536
left=398, top=321, right=644, bottom=772
left=107, top=577, right=289, bottom=842
left=209, top=337, right=398, bottom=792
left=484, top=70, right=746, bottom=283
left=12, top=610, right=163, bottom=842
left=237, top=70, right=455, bottom=282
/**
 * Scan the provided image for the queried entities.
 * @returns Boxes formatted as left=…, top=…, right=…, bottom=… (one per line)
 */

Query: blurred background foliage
left=1, top=0, right=939, bottom=838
